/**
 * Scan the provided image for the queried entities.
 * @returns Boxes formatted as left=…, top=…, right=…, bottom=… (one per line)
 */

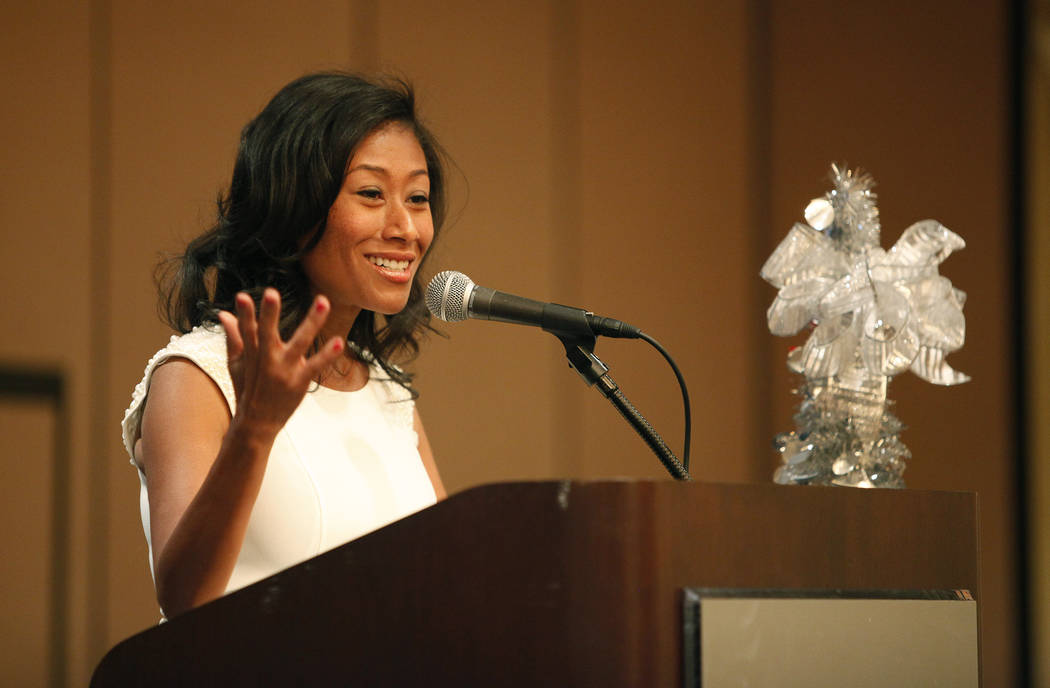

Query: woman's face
left=303, top=122, right=434, bottom=325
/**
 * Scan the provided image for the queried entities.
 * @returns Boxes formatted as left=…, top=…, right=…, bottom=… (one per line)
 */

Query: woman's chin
left=370, top=297, right=413, bottom=317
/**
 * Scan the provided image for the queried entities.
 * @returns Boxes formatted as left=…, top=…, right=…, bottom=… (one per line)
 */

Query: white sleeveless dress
left=121, top=325, right=437, bottom=603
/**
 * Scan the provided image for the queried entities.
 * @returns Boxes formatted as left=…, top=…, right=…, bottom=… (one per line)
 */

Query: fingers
left=286, top=295, right=332, bottom=359
left=228, top=288, right=344, bottom=381
left=257, top=288, right=281, bottom=355
left=305, top=336, right=345, bottom=378
left=217, top=310, right=244, bottom=362
left=233, top=292, right=258, bottom=359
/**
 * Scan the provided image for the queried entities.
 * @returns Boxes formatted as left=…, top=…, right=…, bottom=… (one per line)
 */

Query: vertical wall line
left=1025, top=2, right=1050, bottom=682
left=1011, top=0, right=1032, bottom=683
left=747, top=0, right=773, bottom=481
left=88, top=0, right=112, bottom=665
left=548, top=0, right=583, bottom=473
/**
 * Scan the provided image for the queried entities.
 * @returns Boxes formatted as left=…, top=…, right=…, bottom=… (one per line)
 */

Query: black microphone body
left=427, top=271, right=640, bottom=339
left=470, top=286, right=590, bottom=338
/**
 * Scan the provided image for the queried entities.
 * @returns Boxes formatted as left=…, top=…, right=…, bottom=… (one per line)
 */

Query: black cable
left=638, top=332, right=692, bottom=472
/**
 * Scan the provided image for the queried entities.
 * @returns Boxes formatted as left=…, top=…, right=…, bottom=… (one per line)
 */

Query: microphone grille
left=425, top=270, right=474, bottom=322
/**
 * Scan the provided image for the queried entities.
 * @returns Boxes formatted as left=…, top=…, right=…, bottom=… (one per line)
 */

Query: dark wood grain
left=91, top=480, right=979, bottom=686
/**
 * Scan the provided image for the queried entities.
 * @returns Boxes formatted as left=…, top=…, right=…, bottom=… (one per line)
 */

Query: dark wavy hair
left=159, top=72, right=448, bottom=393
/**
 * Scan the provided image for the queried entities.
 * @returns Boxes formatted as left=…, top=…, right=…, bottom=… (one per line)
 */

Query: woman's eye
left=409, top=193, right=429, bottom=205
left=357, top=189, right=382, bottom=200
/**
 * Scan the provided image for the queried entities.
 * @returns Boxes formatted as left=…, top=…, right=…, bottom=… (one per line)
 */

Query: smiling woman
left=303, top=121, right=435, bottom=348
left=119, top=73, right=449, bottom=619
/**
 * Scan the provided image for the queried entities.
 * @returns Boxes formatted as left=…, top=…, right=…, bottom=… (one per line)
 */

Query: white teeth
left=368, top=256, right=410, bottom=271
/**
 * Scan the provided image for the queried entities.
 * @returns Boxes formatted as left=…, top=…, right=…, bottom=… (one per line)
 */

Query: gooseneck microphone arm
left=555, top=331, right=691, bottom=481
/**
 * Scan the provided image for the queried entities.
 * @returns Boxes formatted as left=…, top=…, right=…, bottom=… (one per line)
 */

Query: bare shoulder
left=139, top=358, right=231, bottom=478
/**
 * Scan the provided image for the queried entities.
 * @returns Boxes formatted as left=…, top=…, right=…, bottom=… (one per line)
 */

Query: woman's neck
left=319, top=349, right=369, bottom=392
left=315, top=303, right=368, bottom=391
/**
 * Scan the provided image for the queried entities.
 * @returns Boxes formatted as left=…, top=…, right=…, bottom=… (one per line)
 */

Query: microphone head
left=425, top=270, right=474, bottom=322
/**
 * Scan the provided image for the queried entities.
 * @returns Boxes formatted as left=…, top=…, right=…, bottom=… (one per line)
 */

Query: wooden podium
left=91, top=481, right=979, bottom=686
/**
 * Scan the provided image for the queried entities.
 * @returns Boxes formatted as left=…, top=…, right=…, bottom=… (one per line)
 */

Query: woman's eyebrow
left=348, top=163, right=428, bottom=178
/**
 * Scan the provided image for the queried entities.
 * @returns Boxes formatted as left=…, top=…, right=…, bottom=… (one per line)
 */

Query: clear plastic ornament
left=763, top=165, right=969, bottom=488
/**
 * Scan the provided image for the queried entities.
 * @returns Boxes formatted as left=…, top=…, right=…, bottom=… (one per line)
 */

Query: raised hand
left=217, top=288, right=345, bottom=437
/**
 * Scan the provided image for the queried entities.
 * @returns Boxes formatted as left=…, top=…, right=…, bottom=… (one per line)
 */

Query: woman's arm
left=139, top=359, right=270, bottom=616
left=138, top=289, right=343, bottom=617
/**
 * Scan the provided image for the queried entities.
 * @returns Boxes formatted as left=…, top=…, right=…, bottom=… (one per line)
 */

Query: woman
left=121, top=73, right=448, bottom=618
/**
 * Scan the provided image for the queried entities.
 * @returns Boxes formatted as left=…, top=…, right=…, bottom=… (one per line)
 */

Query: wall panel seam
left=549, top=0, right=583, bottom=474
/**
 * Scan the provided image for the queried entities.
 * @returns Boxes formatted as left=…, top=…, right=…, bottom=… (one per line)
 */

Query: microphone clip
left=554, top=332, right=610, bottom=388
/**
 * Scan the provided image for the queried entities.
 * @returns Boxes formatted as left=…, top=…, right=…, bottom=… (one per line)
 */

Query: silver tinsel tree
left=761, top=165, right=969, bottom=488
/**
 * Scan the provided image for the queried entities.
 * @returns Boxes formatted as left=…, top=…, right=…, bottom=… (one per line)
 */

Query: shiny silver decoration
left=762, top=165, right=969, bottom=488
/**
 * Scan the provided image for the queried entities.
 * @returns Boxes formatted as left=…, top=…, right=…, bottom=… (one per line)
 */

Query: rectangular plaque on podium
left=682, top=588, right=978, bottom=687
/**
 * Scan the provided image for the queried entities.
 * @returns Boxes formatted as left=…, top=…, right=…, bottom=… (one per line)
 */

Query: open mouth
left=367, top=255, right=411, bottom=272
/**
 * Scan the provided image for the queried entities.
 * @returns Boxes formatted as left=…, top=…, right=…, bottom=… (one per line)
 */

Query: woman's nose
left=382, top=201, right=417, bottom=242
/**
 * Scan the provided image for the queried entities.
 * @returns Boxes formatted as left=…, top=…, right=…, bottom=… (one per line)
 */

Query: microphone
left=425, top=271, right=641, bottom=339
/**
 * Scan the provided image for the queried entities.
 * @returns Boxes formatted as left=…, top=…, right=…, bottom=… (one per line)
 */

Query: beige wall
left=0, top=1, right=1023, bottom=685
